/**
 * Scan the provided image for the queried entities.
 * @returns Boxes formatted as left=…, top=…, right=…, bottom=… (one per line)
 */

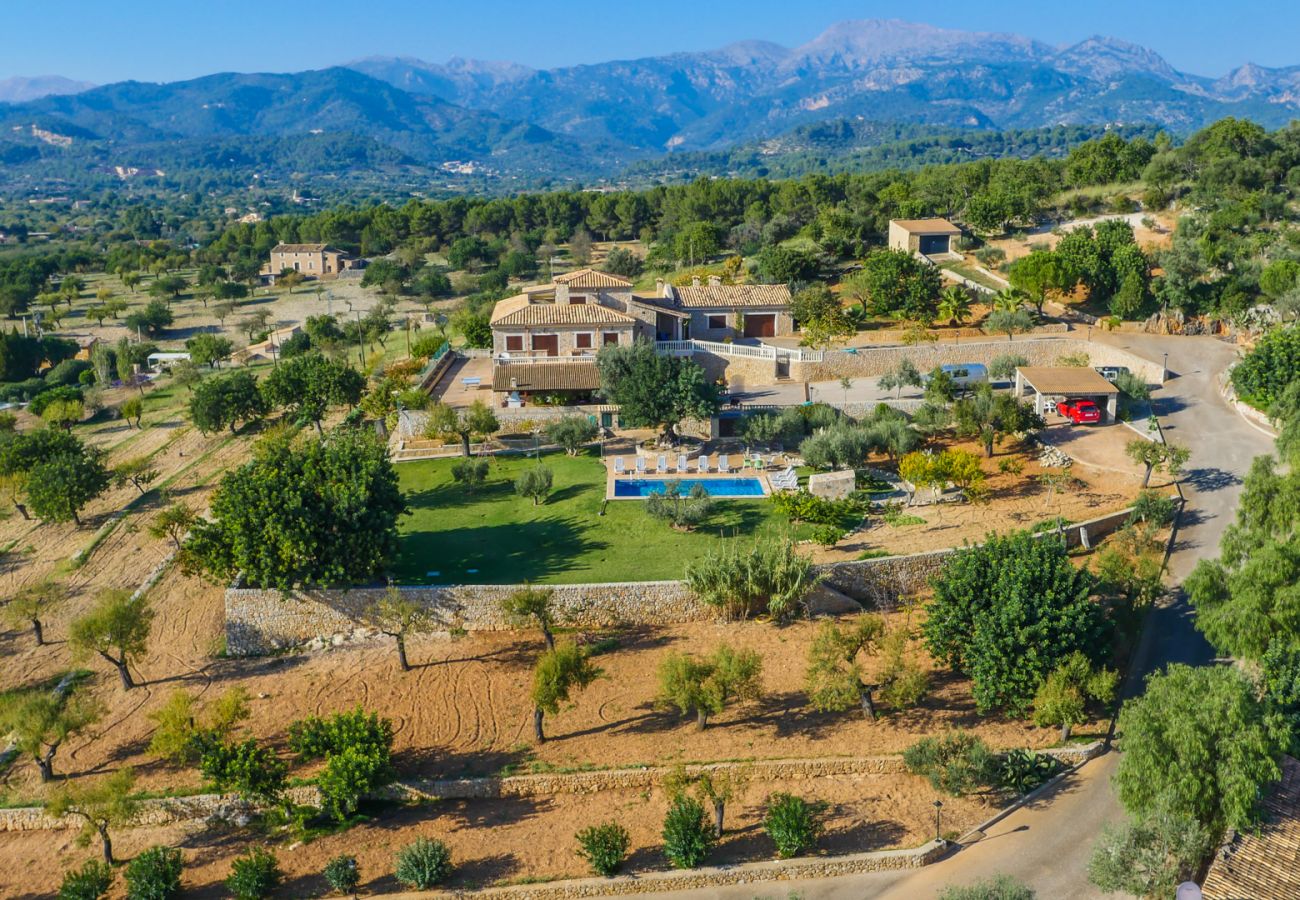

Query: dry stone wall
left=225, top=507, right=1133, bottom=656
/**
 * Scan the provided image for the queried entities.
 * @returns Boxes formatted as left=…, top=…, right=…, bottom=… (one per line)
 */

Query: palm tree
left=991, top=288, right=1030, bottom=314
left=937, top=286, right=973, bottom=326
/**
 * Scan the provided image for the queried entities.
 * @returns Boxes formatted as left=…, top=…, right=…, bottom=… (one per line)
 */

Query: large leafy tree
left=1115, top=664, right=1283, bottom=834
left=1008, top=249, right=1072, bottom=315
left=261, top=352, right=365, bottom=433
left=184, top=428, right=407, bottom=590
left=21, top=434, right=110, bottom=527
left=1187, top=455, right=1300, bottom=660
left=857, top=248, right=942, bottom=321
left=789, top=283, right=855, bottom=348
left=188, top=370, right=265, bottom=434
left=596, top=339, right=720, bottom=442
left=923, top=530, right=1107, bottom=715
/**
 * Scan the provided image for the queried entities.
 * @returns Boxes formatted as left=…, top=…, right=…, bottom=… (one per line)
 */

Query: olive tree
left=69, top=590, right=154, bottom=690
left=530, top=642, right=601, bottom=742
left=657, top=644, right=763, bottom=730
left=0, top=689, right=100, bottom=781
left=48, top=769, right=139, bottom=865
left=364, top=586, right=433, bottom=671
left=3, top=578, right=67, bottom=645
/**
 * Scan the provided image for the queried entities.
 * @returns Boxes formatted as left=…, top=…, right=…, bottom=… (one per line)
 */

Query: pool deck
left=603, top=451, right=778, bottom=500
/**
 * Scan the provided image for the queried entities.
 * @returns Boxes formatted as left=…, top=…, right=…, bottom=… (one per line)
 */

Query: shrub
left=124, top=845, right=183, bottom=900
left=394, top=837, right=453, bottom=889
left=198, top=738, right=286, bottom=804
left=322, top=854, right=360, bottom=896
left=770, top=489, right=862, bottom=526
left=29, top=384, right=83, bottom=416
left=938, top=873, right=1036, bottom=900
left=763, top=793, right=825, bottom=858
left=58, top=860, right=113, bottom=900
left=450, top=457, right=489, bottom=490
left=903, top=732, right=998, bottom=796
left=317, top=744, right=395, bottom=821
left=683, top=538, right=817, bottom=621
left=289, top=708, right=393, bottom=761
left=225, top=847, right=281, bottom=900
left=811, top=524, right=845, bottom=547
left=999, top=749, right=1061, bottom=795
left=576, top=821, right=631, bottom=877
left=411, top=333, right=446, bottom=359
left=662, top=795, right=716, bottom=868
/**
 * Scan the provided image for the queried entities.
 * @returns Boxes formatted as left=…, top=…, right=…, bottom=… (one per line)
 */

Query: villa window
left=602, top=332, right=620, bottom=346
left=505, top=335, right=524, bottom=352
left=707, top=314, right=726, bottom=329
left=575, top=332, right=593, bottom=349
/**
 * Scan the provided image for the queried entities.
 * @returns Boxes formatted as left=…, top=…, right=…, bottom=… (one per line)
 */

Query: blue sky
left=8, top=0, right=1298, bottom=84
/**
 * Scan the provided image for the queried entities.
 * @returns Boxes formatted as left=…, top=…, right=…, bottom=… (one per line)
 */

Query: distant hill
left=351, top=19, right=1300, bottom=153
left=0, top=75, right=93, bottom=104
left=1, top=18, right=1298, bottom=195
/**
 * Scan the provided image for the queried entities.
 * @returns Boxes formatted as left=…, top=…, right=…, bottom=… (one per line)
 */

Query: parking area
left=1036, top=420, right=1149, bottom=480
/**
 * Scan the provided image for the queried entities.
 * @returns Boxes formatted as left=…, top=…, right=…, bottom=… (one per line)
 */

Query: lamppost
left=933, top=800, right=943, bottom=841
left=1162, top=351, right=1169, bottom=382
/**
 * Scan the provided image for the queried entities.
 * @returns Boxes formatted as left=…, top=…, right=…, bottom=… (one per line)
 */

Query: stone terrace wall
left=790, top=337, right=1165, bottom=385
left=225, top=508, right=1133, bottom=655
left=227, top=581, right=702, bottom=656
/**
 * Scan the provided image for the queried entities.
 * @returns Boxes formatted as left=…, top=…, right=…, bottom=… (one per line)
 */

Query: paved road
left=634, top=335, right=1275, bottom=900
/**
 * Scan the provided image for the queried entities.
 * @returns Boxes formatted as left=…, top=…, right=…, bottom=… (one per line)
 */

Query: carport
left=1013, top=366, right=1119, bottom=422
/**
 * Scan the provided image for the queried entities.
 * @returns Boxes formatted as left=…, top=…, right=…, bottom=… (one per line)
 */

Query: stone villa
left=260, top=243, right=361, bottom=282
left=488, top=269, right=794, bottom=404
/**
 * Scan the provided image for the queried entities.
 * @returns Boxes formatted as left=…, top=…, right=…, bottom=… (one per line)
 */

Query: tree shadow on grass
left=396, top=517, right=607, bottom=584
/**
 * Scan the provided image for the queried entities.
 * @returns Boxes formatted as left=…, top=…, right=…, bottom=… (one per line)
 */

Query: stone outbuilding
left=887, top=218, right=962, bottom=256
left=1013, top=366, right=1120, bottom=422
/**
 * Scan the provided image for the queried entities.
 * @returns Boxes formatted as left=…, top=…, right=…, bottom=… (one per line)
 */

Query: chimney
left=708, top=275, right=721, bottom=286
left=691, top=276, right=701, bottom=287
left=655, top=278, right=667, bottom=298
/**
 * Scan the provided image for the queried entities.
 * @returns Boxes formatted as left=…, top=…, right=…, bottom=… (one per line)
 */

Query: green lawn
left=394, top=450, right=804, bottom=584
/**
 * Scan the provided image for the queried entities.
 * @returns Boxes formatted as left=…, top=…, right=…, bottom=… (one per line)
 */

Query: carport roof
left=492, top=361, right=602, bottom=392
left=1015, top=366, right=1119, bottom=395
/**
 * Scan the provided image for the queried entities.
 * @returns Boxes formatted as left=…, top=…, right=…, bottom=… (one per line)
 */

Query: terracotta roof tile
left=672, top=283, right=792, bottom=309
left=492, top=361, right=602, bottom=392
left=490, top=298, right=636, bottom=327
left=1015, top=366, right=1119, bottom=395
left=1203, top=755, right=1300, bottom=900
left=554, top=268, right=632, bottom=288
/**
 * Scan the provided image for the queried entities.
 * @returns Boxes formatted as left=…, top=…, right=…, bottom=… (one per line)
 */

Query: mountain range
left=2, top=19, right=1299, bottom=190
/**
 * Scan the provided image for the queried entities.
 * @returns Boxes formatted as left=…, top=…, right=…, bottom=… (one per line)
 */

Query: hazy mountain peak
left=789, top=18, right=1044, bottom=67
left=0, top=75, right=94, bottom=104
left=1053, top=35, right=1182, bottom=82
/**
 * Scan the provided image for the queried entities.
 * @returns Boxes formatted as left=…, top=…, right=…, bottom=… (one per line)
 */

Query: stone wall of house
left=225, top=507, right=1133, bottom=655
left=789, top=337, right=1164, bottom=385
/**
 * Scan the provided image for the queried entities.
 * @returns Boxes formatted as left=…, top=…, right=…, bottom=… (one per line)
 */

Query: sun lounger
left=697, top=455, right=709, bottom=473
left=635, top=456, right=647, bottom=475
left=718, top=455, right=730, bottom=474
left=657, top=454, right=668, bottom=473
left=677, top=454, right=688, bottom=473
left=613, top=456, right=626, bottom=475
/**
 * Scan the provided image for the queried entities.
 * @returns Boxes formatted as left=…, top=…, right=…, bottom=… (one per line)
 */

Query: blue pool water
left=613, top=477, right=766, bottom=498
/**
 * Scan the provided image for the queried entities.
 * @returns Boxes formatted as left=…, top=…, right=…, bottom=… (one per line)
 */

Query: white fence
left=656, top=340, right=823, bottom=363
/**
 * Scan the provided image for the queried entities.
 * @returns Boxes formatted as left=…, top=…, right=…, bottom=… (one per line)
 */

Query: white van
left=937, top=363, right=989, bottom=390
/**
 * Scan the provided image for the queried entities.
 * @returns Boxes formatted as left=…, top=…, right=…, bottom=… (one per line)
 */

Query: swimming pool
left=612, top=477, right=766, bottom=498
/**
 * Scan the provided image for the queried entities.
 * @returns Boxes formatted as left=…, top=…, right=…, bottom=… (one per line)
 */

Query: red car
left=1056, top=398, right=1102, bottom=424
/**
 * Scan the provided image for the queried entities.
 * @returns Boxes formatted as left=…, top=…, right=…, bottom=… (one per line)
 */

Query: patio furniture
left=718, top=455, right=730, bottom=474
left=613, top=456, right=626, bottom=475
left=697, top=455, right=709, bottom=473
left=770, top=466, right=799, bottom=490
left=677, top=454, right=688, bottom=473
left=635, top=456, right=647, bottom=475
left=461, top=376, right=482, bottom=387
left=657, top=454, right=668, bottom=473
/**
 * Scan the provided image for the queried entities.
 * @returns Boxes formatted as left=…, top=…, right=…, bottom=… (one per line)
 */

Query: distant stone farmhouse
left=888, top=218, right=962, bottom=256
left=488, top=268, right=793, bottom=404
left=260, top=243, right=362, bottom=282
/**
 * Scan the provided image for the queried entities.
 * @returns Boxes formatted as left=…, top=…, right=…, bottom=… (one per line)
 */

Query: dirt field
left=816, top=434, right=1142, bottom=562
left=0, top=768, right=993, bottom=896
